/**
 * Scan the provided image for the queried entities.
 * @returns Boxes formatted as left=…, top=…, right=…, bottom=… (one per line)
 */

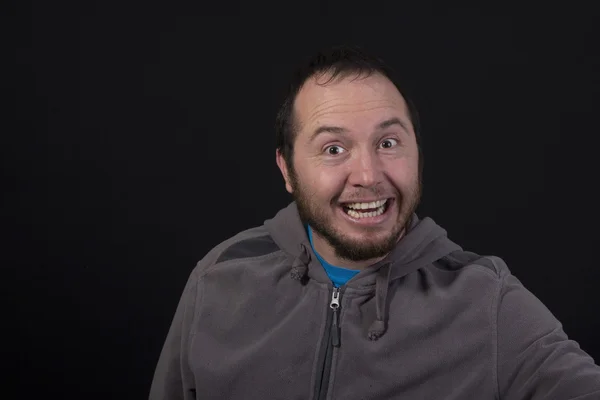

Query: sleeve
left=149, top=269, right=199, bottom=400
left=496, top=268, right=600, bottom=400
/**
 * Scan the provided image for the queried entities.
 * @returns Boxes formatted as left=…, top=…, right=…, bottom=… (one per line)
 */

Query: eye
left=379, top=138, right=399, bottom=149
left=324, top=145, right=346, bottom=156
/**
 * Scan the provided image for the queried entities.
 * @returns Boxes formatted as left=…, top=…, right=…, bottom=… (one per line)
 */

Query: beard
left=288, top=166, right=422, bottom=263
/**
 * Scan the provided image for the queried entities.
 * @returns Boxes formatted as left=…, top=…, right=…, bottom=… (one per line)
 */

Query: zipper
left=330, top=287, right=341, bottom=347
left=314, top=287, right=342, bottom=400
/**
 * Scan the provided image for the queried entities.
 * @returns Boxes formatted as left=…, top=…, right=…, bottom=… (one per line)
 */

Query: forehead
left=293, top=72, right=409, bottom=133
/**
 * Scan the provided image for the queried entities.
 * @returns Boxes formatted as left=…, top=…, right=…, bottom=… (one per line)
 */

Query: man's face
left=277, top=72, right=421, bottom=262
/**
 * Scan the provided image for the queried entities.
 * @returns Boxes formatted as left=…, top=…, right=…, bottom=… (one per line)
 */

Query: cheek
left=313, top=172, right=343, bottom=193
left=385, top=159, right=419, bottom=187
left=304, top=168, right=347, bottom=199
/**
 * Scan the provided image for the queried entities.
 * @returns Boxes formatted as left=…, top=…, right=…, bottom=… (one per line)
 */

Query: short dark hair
left=275, top=44, right=422, bottom=174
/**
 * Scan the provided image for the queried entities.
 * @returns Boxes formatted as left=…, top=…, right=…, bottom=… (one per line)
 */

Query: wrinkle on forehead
left=308, top=100, right=400, bottom=125
left=295, top=74, right=407, bottom=131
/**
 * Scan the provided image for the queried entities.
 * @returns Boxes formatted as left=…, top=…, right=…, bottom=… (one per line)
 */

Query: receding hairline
left=290, top=70, right=411, bottom=138
left=309, top=68, right=380, bottom=87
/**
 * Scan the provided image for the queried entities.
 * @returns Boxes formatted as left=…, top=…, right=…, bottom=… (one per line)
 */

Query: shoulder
left=433, top=250, right=511, bottom=281
left=191, top=225, right=284, bottom=278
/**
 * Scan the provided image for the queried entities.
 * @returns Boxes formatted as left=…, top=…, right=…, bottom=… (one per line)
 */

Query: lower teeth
left=345, top=204, right=386, bottom=219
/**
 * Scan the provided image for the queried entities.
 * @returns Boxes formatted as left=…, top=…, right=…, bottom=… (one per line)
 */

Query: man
left=150, top=46, right=600, bottom=399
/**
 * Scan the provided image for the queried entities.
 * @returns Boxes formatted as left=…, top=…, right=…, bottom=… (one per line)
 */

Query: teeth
left=346, top=203, right=387, bottom=219
left=345, top=199, right=387, bottom=210
left=343, top=199, right=389, bottom=219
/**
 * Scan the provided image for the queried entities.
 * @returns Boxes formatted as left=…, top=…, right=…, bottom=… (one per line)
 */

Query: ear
left=276, top=149, right=294, bottom=194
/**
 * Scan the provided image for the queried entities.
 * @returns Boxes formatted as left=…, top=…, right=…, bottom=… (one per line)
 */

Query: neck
left=311, top=229, right=406, bottom=270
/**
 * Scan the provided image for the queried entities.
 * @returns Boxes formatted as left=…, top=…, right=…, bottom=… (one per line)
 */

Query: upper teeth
left=345, top=199, right=388, bottom=210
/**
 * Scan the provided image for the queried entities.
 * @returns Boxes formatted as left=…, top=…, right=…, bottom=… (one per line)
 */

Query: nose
left=347, top=148, right=384, bottom=188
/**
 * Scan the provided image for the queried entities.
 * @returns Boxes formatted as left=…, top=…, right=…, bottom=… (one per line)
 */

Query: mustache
left=335, top=188, right=399, bottom=203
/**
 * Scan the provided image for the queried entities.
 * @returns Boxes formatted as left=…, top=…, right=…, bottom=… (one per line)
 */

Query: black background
left=7, top=4, right=600, bottom=399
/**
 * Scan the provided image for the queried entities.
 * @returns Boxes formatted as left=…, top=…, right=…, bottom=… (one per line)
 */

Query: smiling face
left=276, top=71, right=422, bottom=267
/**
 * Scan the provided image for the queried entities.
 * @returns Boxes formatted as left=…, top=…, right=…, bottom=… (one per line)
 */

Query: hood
left=264, top=201, right=464, bottom=340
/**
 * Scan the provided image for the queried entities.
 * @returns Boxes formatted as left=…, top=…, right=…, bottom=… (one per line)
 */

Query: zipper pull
left=330, top=287, right=340, bottom=309
left=330, top=288, right=341, bottom=347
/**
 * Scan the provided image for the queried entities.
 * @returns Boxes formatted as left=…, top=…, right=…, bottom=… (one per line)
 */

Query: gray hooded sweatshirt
left=149, top=202, right=600, bottom=399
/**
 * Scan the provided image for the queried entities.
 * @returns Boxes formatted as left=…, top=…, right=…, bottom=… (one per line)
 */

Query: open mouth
left=340, top=198, right=392, bottom=219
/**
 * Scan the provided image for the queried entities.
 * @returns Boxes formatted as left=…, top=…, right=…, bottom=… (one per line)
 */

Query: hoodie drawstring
left=291, top=245, right=393, bottom=341
left=368, top=262, right=393, bottom=341
left=290, top=243, right=310, bottom=284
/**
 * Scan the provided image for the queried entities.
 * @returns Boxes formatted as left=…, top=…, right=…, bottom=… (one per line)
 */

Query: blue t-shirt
left=307, top=225, right=360, bottom=287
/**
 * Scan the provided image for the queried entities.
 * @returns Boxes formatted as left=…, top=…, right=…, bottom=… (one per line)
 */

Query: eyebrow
left=308, top=117, right=410, bottom=142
